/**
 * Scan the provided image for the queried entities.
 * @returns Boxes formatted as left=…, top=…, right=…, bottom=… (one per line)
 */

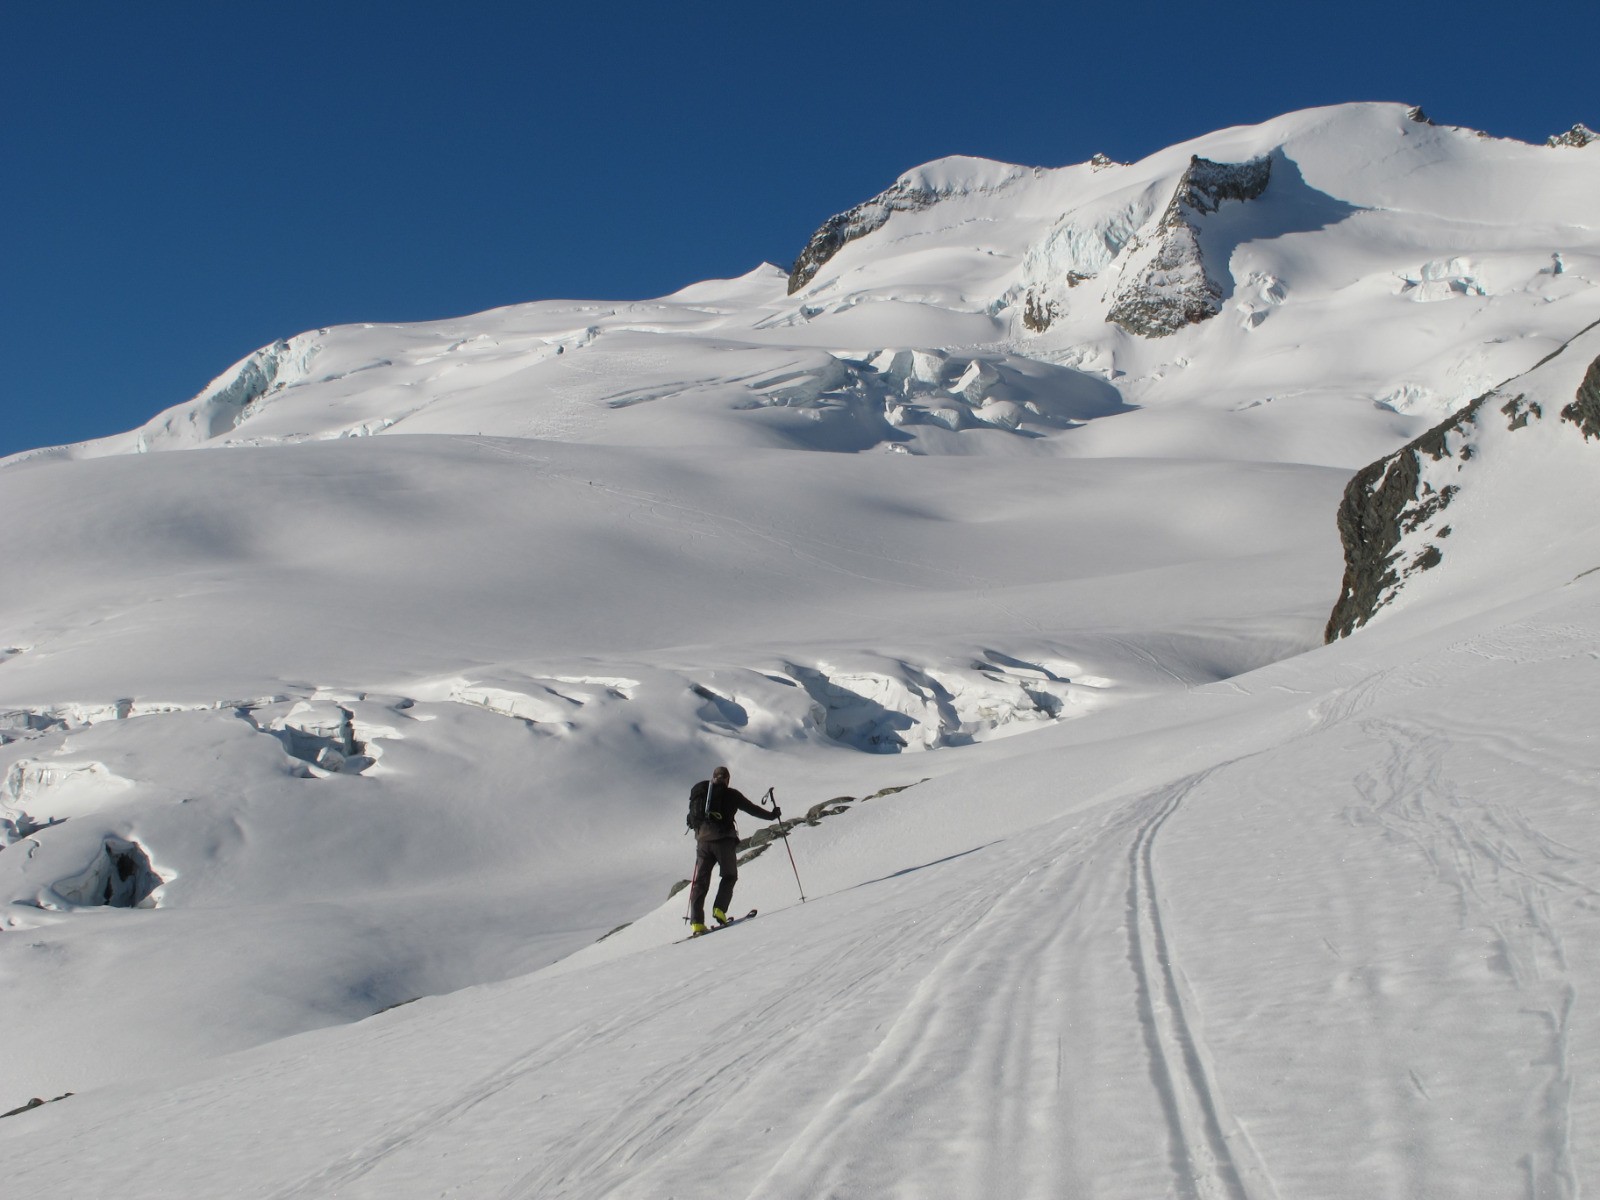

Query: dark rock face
left=1502, top=394, right=1542, bottom=430
left=1561, top=356, right=1600, bottom=439
left=1020, top=274, right=1091, bottom=334
left=1547, top=123, right=1598, bottom=149
left=1104, top=227, right=1216, bottom=336
left=787, top=180, right=939, bottom=294
left=1164, top=155, right=1275, bottom=219
left=1326, top=344, right=1600, bottom=641
left=1324, top=397, right=1483, bottom=641
left=1105, top=155, right=1272, bottom=338
left=1406, top=106, right=1435, bottom=125
left=1022, top=292, right=1058, bottom=333
left=1, top=1093, right=73, bottom=1120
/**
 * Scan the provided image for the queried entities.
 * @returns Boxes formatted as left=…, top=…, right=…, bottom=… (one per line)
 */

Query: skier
left=687, top=765, right=781, bottom=934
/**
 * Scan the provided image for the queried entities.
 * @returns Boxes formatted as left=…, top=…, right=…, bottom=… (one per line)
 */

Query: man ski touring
left=687, top=765, right=781, bottom=934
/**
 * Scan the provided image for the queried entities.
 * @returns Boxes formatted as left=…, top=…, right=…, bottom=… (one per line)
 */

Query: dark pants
left=689, top=837, right=739, bottom=924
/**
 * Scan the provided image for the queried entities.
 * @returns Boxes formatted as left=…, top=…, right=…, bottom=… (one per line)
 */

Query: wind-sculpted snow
left=2, top=758, right=133, bottom=847
left=1401, top=255, right=1488, bottom=302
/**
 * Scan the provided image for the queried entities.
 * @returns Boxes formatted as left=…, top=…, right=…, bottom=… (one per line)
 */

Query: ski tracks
left=496, top=913, right=950, bottom=1200
left=1126, top=773, right=1280, bottom=1200
left=748, top=771, right=1278, bottom=1200
left=261, top=768, right=1284, bottom=1200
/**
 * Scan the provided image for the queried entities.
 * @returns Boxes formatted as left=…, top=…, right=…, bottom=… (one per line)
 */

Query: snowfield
left=3, top=101, right=1600, bottom=1197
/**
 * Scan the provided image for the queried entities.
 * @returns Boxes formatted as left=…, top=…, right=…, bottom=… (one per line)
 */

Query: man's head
left=712, top=765, right=730, bottom=785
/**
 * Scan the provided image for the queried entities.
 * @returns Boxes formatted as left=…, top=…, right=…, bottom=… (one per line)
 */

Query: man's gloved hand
left=771, top=806, right=782, bottom=820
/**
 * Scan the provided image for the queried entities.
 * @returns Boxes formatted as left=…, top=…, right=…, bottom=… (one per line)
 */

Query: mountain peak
left=892, top=155, right=1035, bottom=196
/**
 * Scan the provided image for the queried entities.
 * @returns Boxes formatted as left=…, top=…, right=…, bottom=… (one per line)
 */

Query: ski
left=677, top=909, right=757, bottom=943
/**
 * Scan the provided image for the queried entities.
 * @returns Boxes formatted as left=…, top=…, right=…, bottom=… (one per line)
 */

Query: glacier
left=4, top=100, right=1600, bottom=1198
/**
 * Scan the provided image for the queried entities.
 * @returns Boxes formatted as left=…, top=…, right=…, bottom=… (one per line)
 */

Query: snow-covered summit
left=8, top=102, right=1598, bottom=474
left=893, top=153, right=1038, bottom=196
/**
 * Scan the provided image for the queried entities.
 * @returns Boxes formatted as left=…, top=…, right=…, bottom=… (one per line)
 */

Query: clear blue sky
left=4, top=0, right=1594, bottom=458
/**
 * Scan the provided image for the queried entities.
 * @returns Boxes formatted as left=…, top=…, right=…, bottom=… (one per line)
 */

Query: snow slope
left=6, top=560, right=1600, bottom=1199
left=3, top=101, right=1600, bottom=1197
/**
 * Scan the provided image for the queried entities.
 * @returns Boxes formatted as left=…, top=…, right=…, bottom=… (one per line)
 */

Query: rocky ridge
left=1548, top=123, right=1598, bottom=149
left=1019, top=153, right=1273, bottom=336
left=786, top=160, right=1035, bottom=295
left=787, top=179, right=940, bottom=294
left=1102, top=154, right=1273, bottom=337
left=1326, top=322, right=1600, bottom=640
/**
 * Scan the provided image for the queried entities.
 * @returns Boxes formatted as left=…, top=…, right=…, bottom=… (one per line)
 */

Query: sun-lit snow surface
left=3, top=101, right=1600, bottom=1195
left=7, top=560, right=1600, bottom=1198
left=12, top=104, right=1599, bottom=471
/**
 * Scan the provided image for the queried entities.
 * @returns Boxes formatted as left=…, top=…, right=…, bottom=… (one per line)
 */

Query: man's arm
left=735, top=790, right=782, bottom=821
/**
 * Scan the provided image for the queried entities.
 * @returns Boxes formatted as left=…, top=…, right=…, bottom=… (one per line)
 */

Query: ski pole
left=684, top=856, right=700, bottom=925
left=767, top=787, right=806, bottom=903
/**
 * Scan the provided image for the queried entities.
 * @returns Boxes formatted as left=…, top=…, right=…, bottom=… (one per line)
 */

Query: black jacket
left=692, top=780, right=777, bottom=843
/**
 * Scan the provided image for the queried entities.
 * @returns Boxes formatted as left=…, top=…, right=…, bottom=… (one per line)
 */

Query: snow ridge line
left=1126, top=772, right=1279, bottom=1200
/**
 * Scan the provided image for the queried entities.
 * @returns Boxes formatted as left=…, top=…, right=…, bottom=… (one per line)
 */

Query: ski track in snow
left=9, top=103, right=1600, bottom=1199
left=8, top=609, right=1600, bottom=1198
left=737, top=768, right=1282, bottom=1200
left=210, top=774, right=1286, bottom=1200
left=1126, top=772, right=1280, bottom=1200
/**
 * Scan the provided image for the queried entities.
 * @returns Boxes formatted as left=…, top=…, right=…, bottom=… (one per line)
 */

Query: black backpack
left=687, top=779, right=724, bottom=830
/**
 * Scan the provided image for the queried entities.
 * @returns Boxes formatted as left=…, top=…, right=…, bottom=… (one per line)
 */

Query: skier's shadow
left=851, top=841, right=999, bottom=891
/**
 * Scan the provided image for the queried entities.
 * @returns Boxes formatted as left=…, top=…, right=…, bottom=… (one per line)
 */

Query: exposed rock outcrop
left=1, top=1093, right=73, bottom=1120
left=1547, top=123, right=1598, bottom=149
left=1326, top=330, right=1600, bottom=640
left=1022, top=292, right=1058, bottom=333
left=787, top=180, right=941, bottom=294
left=1324, top=398, right=1481, bottom=640
left=786, top=160, right=1034, bottom=294
left=1105, top=155, right=1272, bottom=337
left=1562, top=354, right=1600, bottom=439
